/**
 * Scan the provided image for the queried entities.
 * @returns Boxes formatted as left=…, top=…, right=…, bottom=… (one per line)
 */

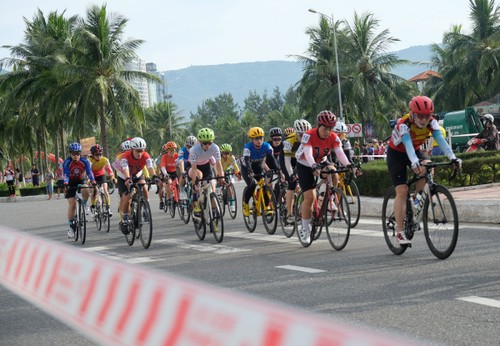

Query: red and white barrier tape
left=0, top=227, right=418, bottom=345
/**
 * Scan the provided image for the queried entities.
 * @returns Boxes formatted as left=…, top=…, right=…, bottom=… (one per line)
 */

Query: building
left=408, top=70, right=442, bottom=93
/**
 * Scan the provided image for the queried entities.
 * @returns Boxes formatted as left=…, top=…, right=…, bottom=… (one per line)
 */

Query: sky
left=1, top=0, right=475, bottom=71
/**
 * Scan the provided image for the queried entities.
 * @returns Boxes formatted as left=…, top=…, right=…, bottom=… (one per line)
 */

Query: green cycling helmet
left=197, top=128, right=215, bottom=142
left=220, top=143, right=232, bottom=152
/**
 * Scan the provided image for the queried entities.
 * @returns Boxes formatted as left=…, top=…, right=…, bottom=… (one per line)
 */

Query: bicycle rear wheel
left=102, top=198, right=110, bottom=233
left=381, top=186, right=408, bottom=255
left=423, top=185, right=459, bottom=259
left=78, top=201, right=86, bottom=244
left=139, top=199, right=153, bottom=249
left=193, top=197, right=206, bottom=240
left=261, top=185, right=277, bottom=235
left=168, top=197, right=176, bottom=218
left=125, top=200, right=137, bottom=246
left=326, top=189, right=350, bottom=250
left=278, top=189, right=293, bottom=238
left=242, top=187, right=257, bottom=233
left=209, top=192, right=224, bottom=243
left=294, top=191, right=312, bottom=247
left=226, top=183, right=237, bottom=219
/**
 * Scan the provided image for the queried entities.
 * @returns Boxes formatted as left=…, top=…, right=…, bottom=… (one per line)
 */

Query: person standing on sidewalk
left=15, top=168, right=24, bottom=188
left=45, top=167, right=54, bottom=200
left=31, top=164, right=40, bottom=186
left=4, top=165, right=16, bottom=197
left=55, top=165, right=64, bottom=198
left=387, top=96, right=461, bottom=245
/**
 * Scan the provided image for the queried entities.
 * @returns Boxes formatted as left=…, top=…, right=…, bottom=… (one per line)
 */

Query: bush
left=19, top=185, right=47, bottom=196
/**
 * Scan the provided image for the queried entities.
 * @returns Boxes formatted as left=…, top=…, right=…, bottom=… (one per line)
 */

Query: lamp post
left=308, top=9, right=344, bottom=122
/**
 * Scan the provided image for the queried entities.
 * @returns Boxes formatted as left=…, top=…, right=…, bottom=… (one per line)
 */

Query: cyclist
left=159, top=141, right=179, bottom=209
left=281, top=119, right=311, bottom=224
left=63, top=142, right=96, bottom=238
left=178, top=135, right=197, bottom=189
left=89, top=144, right=116, bottom=216
left=387, top=95, right=460, bottom=244
left=240, top=127, right=279, bottom=217
left=116, top=137, right=158, bottom=234
left=333, top=121, right=354, bottom=163
left=267, top=127, right=284, bottom=165
left=188, top=128, right=225, bottom=214
left=296, top=111, right=352, bottom=243
left=220, top=143, right=241, bottom=212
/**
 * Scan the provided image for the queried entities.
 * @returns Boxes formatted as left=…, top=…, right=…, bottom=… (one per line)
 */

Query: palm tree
left=55, top=4, right=161, bottom=157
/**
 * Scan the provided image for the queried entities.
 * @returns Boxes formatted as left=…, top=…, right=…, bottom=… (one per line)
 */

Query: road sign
left=346, top=123, right=363, bottom=138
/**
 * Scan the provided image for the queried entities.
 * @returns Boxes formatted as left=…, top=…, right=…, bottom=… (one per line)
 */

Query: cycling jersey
left=242, top=141, right=275, bottom=171
left=63, top=157, right=95, bottom=184
left=160, top=152, right=179, bottom=175
left=221, top=154, right=240, bottom=174
left=281, top=133, right=300, bottom=177
left=89, top=156, right=114, bottom=178
left=389, top=114, right=439, bottom=152
left=189, top=143, right=221, bottom=166
left=267, top=140, right=284, bottom=159
left=116, top=150, right=154, bottom=179
left=177, top=146, right=190, bottom=164
left=296, top=128, right=348, bottom=167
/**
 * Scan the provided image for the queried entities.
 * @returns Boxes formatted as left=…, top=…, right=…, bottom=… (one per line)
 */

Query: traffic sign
left=346, top=123, right=363, bottom=138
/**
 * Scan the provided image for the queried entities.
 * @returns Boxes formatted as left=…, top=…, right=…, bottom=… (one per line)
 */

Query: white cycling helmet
left=185, top=135, right=197, bottom=147
left=130, top=137, right=147, bottom=150
left=294, top=119, right=312, bottom=134
left=334, top=121, right=348, bottom=133
left=120, top=139, right=131, bottom=151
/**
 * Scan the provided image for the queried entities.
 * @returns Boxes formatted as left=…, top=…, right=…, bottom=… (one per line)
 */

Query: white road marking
left=228, top=231, right=306, bottom=244
left=350, top=229, right=383, bottom=237
left=457, top=296, right=500, bottom=309
left=82, top=246, right=110, bottom=252
left=155, top=238, right=251, bottom=254
left=82, top=245, right=158, bottom=263
left=276, top=265, right=326, bottom=274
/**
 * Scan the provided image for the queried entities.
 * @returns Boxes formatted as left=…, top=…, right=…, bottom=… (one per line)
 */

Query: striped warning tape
left=0, top=226, right=419, bottom=345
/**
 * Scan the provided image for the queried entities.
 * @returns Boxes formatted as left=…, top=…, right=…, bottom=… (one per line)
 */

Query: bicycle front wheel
left=139, top=199, right=153, bottom=249
left=243, top=187, right=257, bottom=233
left=125, top=200, right=137, bottom=246
left=326, top=189, right=350, bottom=250
left=94, top=199, right=102, bottom=231
left=261, top=185, right=277, bottom=235
left=278, top=189, right=294, bottom=238
left=209, top=192, right=224, bottom=243
left=78, top=201, right=86, bottom=245
left=226, top=183, right=237, bottom=220
left=345, top=180, right=361, bottom=228
left=381, top=186, right=408, bottom=255
left=102, top=199, right=110, bottom=233
left=423, top=185, right=459, bottom=259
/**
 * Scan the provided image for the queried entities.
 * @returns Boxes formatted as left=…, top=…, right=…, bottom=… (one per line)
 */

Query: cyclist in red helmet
left=295, top=110, right=352, bottom=243
left=387, top=95, right=461, bottom=245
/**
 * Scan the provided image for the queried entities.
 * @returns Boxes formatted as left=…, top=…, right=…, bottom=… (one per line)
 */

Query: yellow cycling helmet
left=248, top=127, right=265, bottom=139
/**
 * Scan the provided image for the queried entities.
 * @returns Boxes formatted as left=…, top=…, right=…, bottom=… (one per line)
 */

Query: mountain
left=164, top=45, right=434, bottom=115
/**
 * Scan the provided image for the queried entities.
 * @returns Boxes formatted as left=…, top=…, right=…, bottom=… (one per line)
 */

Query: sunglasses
left=414, top=113, right=431, bottom=120
left=272, top=137, right=282, bottom=142
left=222, top=152, right=230, bottom=155
left=201, top=141, right=212, bottom=146
left=70, top=151, right=81, bottom=156
left=134, top=149, right=144, bottom=153
left=252, top=136, right=264, bottom=141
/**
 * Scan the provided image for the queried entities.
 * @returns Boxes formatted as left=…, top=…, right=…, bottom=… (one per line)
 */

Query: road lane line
left=276, top=265, right=326, bottom=274
left=458, top=296, right=500, bottom=309
left=155, top=238, right=251, bottom=254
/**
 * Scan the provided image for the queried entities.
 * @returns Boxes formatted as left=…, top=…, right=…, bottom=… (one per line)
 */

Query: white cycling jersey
left=188, top=143, right=221, bottom=166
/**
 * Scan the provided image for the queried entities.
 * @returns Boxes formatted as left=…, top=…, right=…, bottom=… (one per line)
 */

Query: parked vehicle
left=442, top=107, right=483, bottom=152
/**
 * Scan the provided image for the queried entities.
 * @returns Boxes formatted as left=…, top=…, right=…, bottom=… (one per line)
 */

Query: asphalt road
left=1, top=182, right=500, bottom=345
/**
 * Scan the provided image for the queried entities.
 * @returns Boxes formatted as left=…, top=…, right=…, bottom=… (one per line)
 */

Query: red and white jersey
left=389, top=114, right=439, bottom=152
left=116, top=150, right=154, bottom=179
left=296, top=128, right=342, bottom=167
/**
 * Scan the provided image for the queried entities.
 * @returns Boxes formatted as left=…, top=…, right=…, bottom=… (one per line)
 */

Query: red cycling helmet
left=90, top=144, right=103, bottom=155
left=409, top=96, right=434, bottom=115
left=317, top=110, right=337, bottom=127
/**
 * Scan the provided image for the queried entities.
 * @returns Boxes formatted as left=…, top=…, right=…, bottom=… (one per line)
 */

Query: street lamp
left=308, top=8, right=344, bottom=122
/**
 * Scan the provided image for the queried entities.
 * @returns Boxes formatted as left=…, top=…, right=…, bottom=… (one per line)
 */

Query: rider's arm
left=302, top=144, right=317, bottom=167
left=432, top=129, right=456, bottom=160
left=334, top=146, right=351, bottom=167
left=402, top=133, right=420, bottom=167
left=82, top=158, right=96, bottom=184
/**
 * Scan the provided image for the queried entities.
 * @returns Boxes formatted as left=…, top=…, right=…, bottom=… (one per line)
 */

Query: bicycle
left=294, top=167, right=351, bottom=250
left=163, top=175, right=180, bottom=219
left=70, top=184, right=94, bottom=245
left=192, top=176, right=224, bottom=243
left=91, top=182, right=111, bottom=233
left=106, top=177, right=115, bottom=195
left=336, top=168, right=361, bottom=228
left=178, top=176, right=192, bottom=224
left=218, top=170, right=238, bottom=219
left=242, top=170, right=278, bottom=235
left=124, top=178, right=153, bottom=249
left=381, top=161, right=459, bottom=259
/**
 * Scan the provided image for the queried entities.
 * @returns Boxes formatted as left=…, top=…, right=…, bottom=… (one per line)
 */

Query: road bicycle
left=178, top=176, right=192, bottom=224
left=277, top=174, right=299, bottom=238
left=192, top=176, right=224, bottom=243
left=91, top=182, right=111, bottom=233
left=217, top=170, right=238, bottom=219
left=381, top=161, right=459, bottom=259
left=242, top=170, right=278, bottom=235
left=106, top=177, right=115, bottom=195
left=70, top=185, right=94, bottom=245
left=124, top=178, right=153, bottom=249
left=162, top=175, right=180, bottom=219
left=294, top=167, right=351, bottom=250
left=336, top=168, right=361, bottom=228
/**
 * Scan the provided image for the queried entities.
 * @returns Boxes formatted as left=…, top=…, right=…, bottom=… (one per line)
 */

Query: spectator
left=45, top=167, right=54, bottom=200
left=475, top=114, right=499, bottom=151
left=31, top=164, right=40, bottom=186
left=353, top=141, right=361, bottom=165
left=4, top=165, right=16, bottom=197
left=55, top=165, right=64, bottom=198
left=362, top=144, right=369, bottom=163
left=15, top=168, right=24, bottom=187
